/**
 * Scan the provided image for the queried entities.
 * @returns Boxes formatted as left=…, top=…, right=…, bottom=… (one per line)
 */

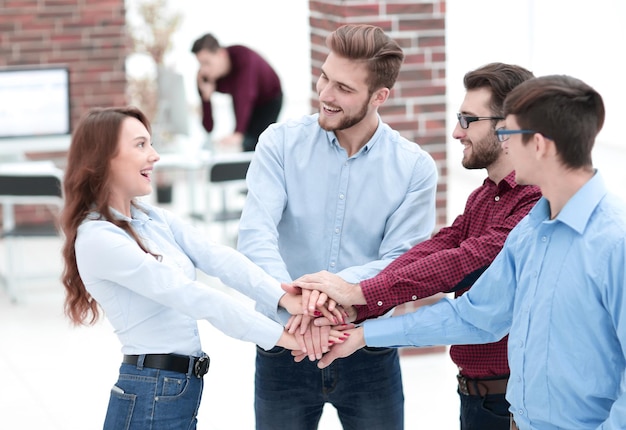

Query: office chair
left=205, top=151, right=254, bottom=243
left=0, top=161, right=64, bottom=303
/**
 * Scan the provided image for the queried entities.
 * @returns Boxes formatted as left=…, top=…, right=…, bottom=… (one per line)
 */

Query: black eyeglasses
left=457, top=113, right=504, bottom=129
left=495, top=128, right=546, bottom=143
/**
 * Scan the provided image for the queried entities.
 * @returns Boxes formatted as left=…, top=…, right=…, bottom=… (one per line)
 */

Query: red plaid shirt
left=356, top=171, right=541, bottom=378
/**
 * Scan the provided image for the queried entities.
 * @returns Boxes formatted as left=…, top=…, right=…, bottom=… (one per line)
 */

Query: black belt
left=123, top=353, right=210, bottom=378
left=457, top=374, right=508, bottom=396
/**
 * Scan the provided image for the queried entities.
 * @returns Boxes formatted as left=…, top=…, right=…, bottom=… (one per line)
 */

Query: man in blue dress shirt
left=313, top=74, right=626, bottom=430
left=237, top=24, right=438, bottom=429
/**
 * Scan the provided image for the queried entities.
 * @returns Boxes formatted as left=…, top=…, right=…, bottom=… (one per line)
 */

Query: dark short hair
left=191, top=33, right=220, bottom=54
left=504, top=75, right=605, bottom=168
left=464, top=62, right=535, bottom=116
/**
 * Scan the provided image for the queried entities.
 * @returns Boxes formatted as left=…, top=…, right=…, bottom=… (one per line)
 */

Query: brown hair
left=326, top=24, right=404, bottom=92
left=464, top=62, right=535, bottom=117
left=61, top=106, right=156, bottom=325
left=191, top=33, right=220, bottom=54
left=504, top=75, right=604, bottom=168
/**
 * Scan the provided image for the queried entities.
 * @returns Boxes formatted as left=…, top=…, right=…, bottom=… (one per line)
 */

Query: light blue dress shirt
left=365, top=171, right=626, bottom=429
left=75, top=202, right=287, bottom=355
left=237, top=113, right=438, bottom=287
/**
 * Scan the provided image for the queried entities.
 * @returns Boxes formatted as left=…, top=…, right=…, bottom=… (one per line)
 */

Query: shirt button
left=411, top=295, right=417, bottom=301
left=518, top=410, right=524, bottom=415
left=335, top=228, right=340, bottom=234
left=542, top=236, right=547, bottom=242
left=494, top=196, right=500, bottom=202
left=339, top=193, right=345, bottom=200
left=330, top=262, right=336, bottom=268
left=377, top=301, right=383, bottom=307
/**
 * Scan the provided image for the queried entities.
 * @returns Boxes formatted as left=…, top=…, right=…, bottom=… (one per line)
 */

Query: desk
left=154, top=150, right=254, bottom=223
left=0, top=135, right=71, bottom=157
left=155, top=149, right=212, bottom=219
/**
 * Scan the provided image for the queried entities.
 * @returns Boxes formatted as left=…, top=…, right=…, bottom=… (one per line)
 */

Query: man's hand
left=281, top=283, right=345, bottom=327
left=197, top=71, right=215, bottom=101
left=293, top=270, right=367, bottom=309
left=316, top=326, right=366, bottom=369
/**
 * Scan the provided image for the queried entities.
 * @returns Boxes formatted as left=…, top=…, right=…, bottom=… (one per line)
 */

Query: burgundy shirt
left=200, top=45, right=282, bottom=134
left=356, top=171, right=541, bottom=378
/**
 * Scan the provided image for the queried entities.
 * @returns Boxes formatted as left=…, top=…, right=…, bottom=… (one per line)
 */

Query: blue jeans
left=458, top=390, right=510, bottom=430
left=255, top=345, right=404, bottom=430
left=103, top=360, right=203, bottom=430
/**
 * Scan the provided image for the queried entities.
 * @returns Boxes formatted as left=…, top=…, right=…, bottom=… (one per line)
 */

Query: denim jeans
left=255, top=345, right=404, bottom=430
left=103, top=360, right=203, bottom=430
left=458, top=390, right=510, bottom=430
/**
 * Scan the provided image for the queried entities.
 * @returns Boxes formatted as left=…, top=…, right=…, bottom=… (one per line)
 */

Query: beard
left=462, top=134, right=502, bottom=170
left=318, top=100, right=369, bottom=132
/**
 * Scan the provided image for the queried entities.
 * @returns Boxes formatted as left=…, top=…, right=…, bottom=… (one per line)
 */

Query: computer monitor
left=0, top=66, right=71, bottom=156
left=0, top=66, right=71, bottom=138
left=154, top=66, right=189, bottom=137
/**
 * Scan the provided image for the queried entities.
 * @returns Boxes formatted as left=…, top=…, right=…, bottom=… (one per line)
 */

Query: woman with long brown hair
left=60, top=106, right=341, bottom=429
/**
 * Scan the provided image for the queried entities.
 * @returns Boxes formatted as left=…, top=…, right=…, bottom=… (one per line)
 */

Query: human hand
left=281, top=283, right=346, bottom=327
left=285, top=313, right=312, bottom=337
left=315, top=326, right=365, bottom=369
left=311, top=305, right=356, bottom=327
left=278, top=286, right=304, bottom=316
left=275, top=329, right=305, bottom=352
left=196, top=71, right=215, bottom=100
left=291, top=323, right=355, bottom=362
left=293, top=270, right=366, bottom=309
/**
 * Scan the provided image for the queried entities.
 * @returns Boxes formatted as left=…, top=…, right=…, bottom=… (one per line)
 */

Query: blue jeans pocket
left=103, top=365, right=202, bottom=429
left=103, top=385, right=135, bottom=430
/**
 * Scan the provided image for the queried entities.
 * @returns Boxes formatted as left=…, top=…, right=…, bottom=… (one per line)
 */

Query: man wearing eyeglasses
left=291, top=63, right=541, bottom=430
left=308, top=75, right=626, bottom=430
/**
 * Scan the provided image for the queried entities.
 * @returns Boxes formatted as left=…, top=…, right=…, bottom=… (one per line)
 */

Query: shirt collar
left=325, top=115, right=383, bottom=156
left=87, top=201, right=151, bottom=224
left=482, top=170, right=517, bottom=193
left=529, top=169, right=607, bottom=234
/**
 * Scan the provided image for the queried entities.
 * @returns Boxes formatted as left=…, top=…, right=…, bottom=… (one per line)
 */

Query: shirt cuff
left=363, top=316, right=410, bottom=348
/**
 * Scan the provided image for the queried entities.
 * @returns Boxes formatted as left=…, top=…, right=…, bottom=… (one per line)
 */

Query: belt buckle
left=457, top=375, right=470, bottom=396
left=194, top=354, right=210, bottom=378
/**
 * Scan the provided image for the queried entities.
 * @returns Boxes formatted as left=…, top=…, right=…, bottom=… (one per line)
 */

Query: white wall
left=446, top=0, right=625, bottom=176
left=126, top=0, right=626, bottom=210
left=126, top=0, right=312, bottom=144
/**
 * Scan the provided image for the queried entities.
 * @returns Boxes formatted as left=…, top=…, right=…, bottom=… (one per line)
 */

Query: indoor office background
left=2, top=1, right=625, bottom=429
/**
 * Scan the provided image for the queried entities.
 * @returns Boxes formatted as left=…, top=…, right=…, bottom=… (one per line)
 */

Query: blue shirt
left=237, top=113, right=438, bottom=286
left=365, top=171, right=626, bottom=429
left=75, top=202, right=286, bottom=355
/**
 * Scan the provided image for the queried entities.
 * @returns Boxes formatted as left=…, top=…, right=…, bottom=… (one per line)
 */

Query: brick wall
left=309, top=0, right=448, bottom=228
left=0, top=0, right=128, bottom=138
left=308, top=1, right=448, bottom=353
left=0, top=0, right=127, bottom=226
